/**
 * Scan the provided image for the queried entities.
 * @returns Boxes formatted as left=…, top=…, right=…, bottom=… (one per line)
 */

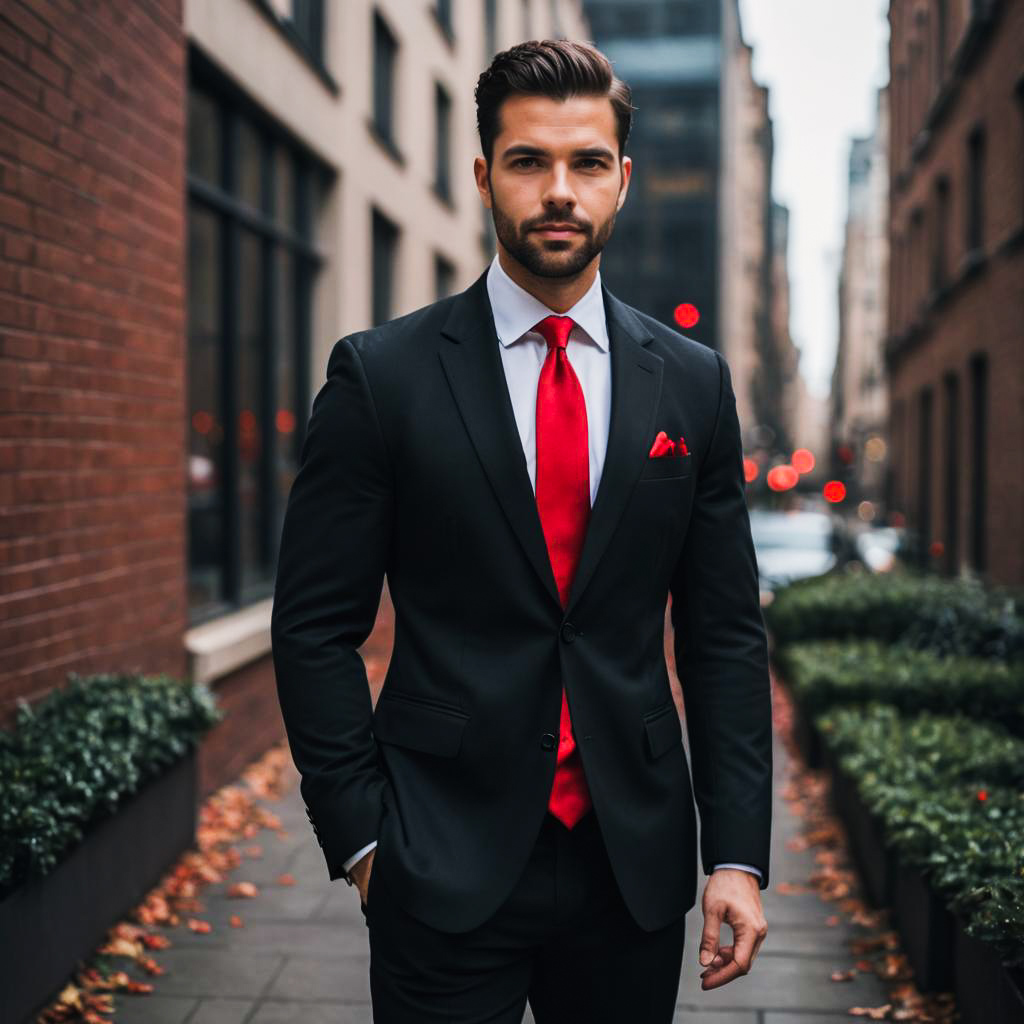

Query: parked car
left=749, top=509, right=848, bottom=603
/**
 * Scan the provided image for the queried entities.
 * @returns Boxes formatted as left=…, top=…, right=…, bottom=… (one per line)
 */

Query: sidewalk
left=105, top=685, right=892, bottom=1024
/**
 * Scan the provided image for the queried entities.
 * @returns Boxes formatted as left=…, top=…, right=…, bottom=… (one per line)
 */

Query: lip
left=534, top=225, right=581, bottom=237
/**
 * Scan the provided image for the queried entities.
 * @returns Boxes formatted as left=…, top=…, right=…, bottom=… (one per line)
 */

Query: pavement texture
left=108, top=703, right=892, bottom=1023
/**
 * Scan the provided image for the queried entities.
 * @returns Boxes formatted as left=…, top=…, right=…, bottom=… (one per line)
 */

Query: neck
left=497, top=247, right=598, bottom=314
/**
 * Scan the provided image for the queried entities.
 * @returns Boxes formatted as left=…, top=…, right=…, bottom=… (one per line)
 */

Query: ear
left=474, top=156, right=493, bottom=209
left=616, top=156, right=633, bottom=211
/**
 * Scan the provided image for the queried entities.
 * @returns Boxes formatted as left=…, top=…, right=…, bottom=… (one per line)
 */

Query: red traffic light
left=673, top=303, right=700, bottom=329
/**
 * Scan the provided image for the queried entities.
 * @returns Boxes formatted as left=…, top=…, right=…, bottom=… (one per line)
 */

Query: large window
left=435, top=81, right=453, bottom=203
left=969, top=353, right=988, bottom=574
left=186, top=60, right=329, bottom=622
left=372, top=207, right=400, bottom=326
left=943, top=372, right=959, bottom=575
left=966, top=125, right=985, bottom=254
left=372, top=11, right=399, bottom=151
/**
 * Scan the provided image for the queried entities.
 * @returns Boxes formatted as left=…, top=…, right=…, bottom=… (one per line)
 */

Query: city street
left=107, top=699, right=891, bottom=1024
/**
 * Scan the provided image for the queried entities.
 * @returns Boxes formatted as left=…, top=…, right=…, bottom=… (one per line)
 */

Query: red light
left=743, top=457, right=759, bottom=483
left=929, top=540, right=945, bottom=558
left=823, top=480, right=846, bottom=503
left=276, top=409, right=296, bottom=434
left=791, top=448, right=815, bottom=474
left=977, top=789, right=988, bottom=801
left=766, top=465, right=799, bottom=491
left=673, top=303, right=700, bottom=329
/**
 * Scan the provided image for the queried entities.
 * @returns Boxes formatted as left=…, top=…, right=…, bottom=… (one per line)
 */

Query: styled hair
left=475, top=39, right=635, bottom=166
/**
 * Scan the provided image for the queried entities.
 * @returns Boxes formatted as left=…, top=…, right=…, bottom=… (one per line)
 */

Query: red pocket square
left=648, top=430, right=689, bottom=457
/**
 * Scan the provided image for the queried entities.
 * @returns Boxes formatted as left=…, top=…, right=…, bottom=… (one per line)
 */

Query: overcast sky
left=736, top=0, right=890, bottom=400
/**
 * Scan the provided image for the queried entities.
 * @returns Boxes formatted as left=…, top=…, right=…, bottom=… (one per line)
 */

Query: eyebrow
left=501, top=144, right=616, bottom=162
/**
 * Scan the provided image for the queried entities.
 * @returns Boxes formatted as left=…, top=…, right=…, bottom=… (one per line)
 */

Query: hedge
left=775, top=639, right=1024, bottom=733
left=0, top=672, right=221, bottom=895
left=764, top=567, right=1024, bottom=659
left=817, top=703, right=1024, bottom=963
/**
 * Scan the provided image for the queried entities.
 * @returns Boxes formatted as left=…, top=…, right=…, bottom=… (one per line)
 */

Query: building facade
left=885, top=0, right=1023, bottom=583
left=0, top=0, right=590, bottom=786
left=832, top=86, right=890, bottom=508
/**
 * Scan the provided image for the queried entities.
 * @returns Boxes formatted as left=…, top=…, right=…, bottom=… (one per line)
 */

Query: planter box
left=0, top=749, right=198, bottom=1024
left=792, top=699, right=823, bottom=770
left=952, top=912, right=1024, bottom=1024
left=822, top=743, right=894, bottom=908
left=891, top=859, right=954, bottom=992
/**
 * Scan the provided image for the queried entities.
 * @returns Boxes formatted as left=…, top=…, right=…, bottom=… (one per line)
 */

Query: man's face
left=475, top=94, right=632, bottom=279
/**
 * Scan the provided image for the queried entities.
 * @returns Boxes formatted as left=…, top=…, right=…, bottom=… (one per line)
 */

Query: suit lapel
left=438, top=269, right=664, bottom=619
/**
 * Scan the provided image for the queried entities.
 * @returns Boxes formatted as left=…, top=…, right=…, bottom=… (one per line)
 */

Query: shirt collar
left=485, top=252, right=609, bottom=352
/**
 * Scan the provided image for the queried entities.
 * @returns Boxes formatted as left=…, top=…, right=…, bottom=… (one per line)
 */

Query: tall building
left=0, top=0, right=589, bottom=779
left=832, top=86, right=890, bottom=506
left=885, top=0, right=1023, bottom=583
left=584, top=0, right=797, bottom=458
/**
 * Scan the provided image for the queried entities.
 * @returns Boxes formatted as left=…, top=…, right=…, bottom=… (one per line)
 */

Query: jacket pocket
left=642, top=700, right=683, bottom=759
left=372, top=689, right=469, bottom=757
left=639, top=453, right=692, bottom=481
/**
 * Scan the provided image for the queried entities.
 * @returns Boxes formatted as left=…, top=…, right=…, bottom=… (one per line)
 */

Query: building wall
left=885, top=0, right=1023, bottom=583
left=0, top=0, right=591, bottom=782
left=833, top=86, right=890, bottom=503
left=0, top=0, right=189, bottom=725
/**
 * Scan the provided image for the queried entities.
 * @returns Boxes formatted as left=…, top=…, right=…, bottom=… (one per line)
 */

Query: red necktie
left=533, top=314, right=592, bottom=829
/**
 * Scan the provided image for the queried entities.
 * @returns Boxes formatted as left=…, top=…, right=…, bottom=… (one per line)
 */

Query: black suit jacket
left=270, top=267, right=773, bottom=934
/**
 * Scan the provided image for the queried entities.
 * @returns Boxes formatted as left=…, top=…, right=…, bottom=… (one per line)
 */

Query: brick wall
left=885, top=0, right=1024, bottom=585
left=0, top=0, right=189, bottom=724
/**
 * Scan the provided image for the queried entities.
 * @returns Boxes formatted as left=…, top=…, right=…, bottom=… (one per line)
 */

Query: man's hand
left=698, top=868, right=767, bottom=989
left=349, top=848, right=376, bottom=907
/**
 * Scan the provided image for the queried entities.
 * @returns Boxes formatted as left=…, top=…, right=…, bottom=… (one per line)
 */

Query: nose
left=540, top=161, right=577, bottom=213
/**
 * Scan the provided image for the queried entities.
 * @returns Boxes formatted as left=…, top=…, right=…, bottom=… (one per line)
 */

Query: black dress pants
left=363, top=810, right=687, bottom=1023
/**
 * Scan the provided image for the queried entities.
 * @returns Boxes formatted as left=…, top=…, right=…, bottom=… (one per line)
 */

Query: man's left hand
left=697, top=868, right=768, bottom=989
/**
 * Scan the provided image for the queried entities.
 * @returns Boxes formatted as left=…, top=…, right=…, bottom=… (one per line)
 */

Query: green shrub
left=765, top=567, right=1024, bottom=659
left=777, top=639, right=1024, bottom=732
left=817, top=704, right=1024, bottom=963
left=0, top=672, right=221, bottom=894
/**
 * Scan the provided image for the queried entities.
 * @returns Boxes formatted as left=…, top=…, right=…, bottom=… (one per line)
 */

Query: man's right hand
left=349, top=848, right=376, bottom=906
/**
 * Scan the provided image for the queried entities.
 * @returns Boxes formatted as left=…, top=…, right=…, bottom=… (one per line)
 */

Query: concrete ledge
left=185, top=598, right=274, bottom=686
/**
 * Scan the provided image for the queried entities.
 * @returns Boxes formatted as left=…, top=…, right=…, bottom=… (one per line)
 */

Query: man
left=271, top=39, right=772, bottom=1024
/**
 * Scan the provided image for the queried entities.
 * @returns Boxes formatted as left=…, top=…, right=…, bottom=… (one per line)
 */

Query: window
left=484, top=0, right=497, bottom=58
left=969, top=353, right=988, bottom=573
left=917, top=386, right=933, bottom=568
left=966, top=125, right=985, bottom=253
left=434, top=0, right=454, bottom=42
left=435, top=253, right=456, bottom=300
left=434, top=81, right=452, bottom=203
left=943, top=372, right=959, bottom=574
left=291, top=0, right=325, bottom=65
left=186, top=74, right=328, bottom=622
left=372, top=11, right=399, bottom=148
left=372, top=207, right=400, bottom=326
left=931, top=175, right=950, bottom=292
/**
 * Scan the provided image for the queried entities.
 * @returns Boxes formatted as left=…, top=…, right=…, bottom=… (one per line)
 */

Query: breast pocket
left=639, top=453, right=692, bottom=482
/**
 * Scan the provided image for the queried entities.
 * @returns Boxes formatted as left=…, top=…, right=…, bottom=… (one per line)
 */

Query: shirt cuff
left=341, top=840, right=378, bottom=876
left=713, top=862, right=763, bottom=879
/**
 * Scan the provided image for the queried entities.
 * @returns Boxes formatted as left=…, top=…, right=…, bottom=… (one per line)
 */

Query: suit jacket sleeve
left=270, top=335, right=393, bottom=880
left=669, top=349, right=772, bottom=889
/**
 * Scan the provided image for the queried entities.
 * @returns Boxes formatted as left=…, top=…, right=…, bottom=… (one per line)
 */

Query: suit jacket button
left=560, top=622, right=576, bottom=643
left=541, top=732, right=556, bottom=750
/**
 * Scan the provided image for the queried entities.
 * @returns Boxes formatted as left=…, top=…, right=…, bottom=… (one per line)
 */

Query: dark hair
left=475, top=39, right=635, bottom=166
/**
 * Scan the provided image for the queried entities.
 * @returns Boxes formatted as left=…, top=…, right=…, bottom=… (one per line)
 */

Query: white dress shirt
left=341, top=254, right=762, bottom=884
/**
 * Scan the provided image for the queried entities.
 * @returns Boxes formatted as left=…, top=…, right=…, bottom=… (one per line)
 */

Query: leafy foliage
left=0, top=672, right=221, bottom=895
left=776, top=639, right=1024, bottom=733
left=817, top=704, right=1024, bottom=964
left=764, top=566, right=1024, bottom=659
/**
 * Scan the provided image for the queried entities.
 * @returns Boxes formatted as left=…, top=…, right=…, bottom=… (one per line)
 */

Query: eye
left=578, top=158, right=604, bottom=169
left=512, top=157, right=539, bottom=168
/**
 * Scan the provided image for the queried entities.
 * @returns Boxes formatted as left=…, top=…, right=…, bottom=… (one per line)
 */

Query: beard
left=488, top=176, right=619, bottom=280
